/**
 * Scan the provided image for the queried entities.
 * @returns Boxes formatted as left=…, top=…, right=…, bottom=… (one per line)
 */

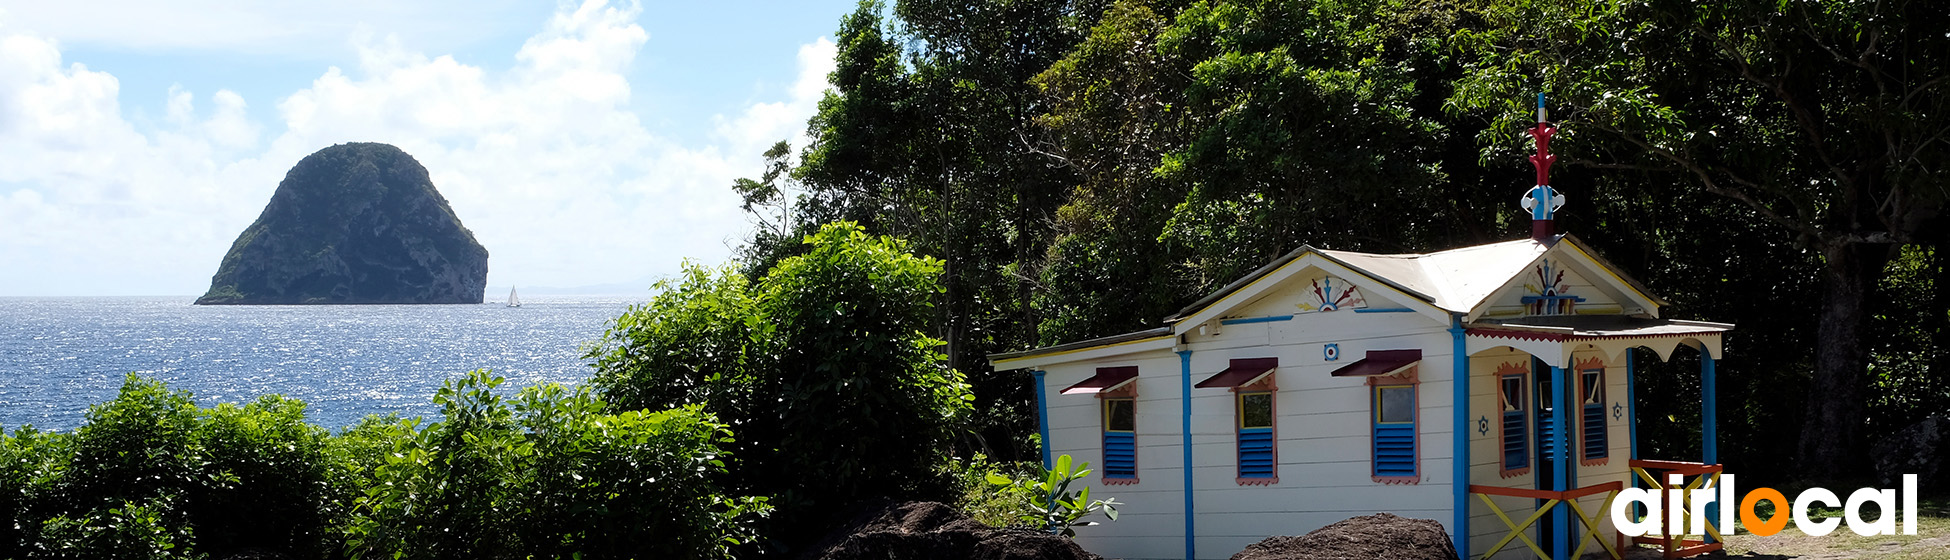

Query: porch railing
left=1626, top=459, right=1725, bottom=559
left=1469, top=481, right=1623, bottom=560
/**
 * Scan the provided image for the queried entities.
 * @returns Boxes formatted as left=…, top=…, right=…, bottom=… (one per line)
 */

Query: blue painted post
left=1702, top=351, right=1719, bottom=544
left=1627, top=351, right=1638, bottom=461
left=1179, top=349, right=1196, bottom=560
left=1701, top=352, right=1717, bottom=464
left=1033, top=370, right=1052, bottom=470
left=1449, top=321, right=1470, bottom=557
left=1552, top=364, right=1570, bottom=560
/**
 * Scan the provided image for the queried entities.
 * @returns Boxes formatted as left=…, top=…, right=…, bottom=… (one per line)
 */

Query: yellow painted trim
left=990, top=335, right=1174, bottom=369
left=1374, top=384, right=1416, bottom=424
left=1559, top=242, right=1659, bottom=309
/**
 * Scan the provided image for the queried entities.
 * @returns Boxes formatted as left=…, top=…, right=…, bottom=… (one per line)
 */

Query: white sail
left=507, top=286, right=521, bottom=307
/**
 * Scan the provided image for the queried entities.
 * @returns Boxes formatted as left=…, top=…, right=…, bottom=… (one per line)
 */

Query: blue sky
left=0, top=0, right=862, bottom=296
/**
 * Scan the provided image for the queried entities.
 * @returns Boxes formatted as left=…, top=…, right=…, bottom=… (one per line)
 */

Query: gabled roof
left=993, top=233, right=1673, bottom=369
left=1164, top=233, right=1663, bottom=322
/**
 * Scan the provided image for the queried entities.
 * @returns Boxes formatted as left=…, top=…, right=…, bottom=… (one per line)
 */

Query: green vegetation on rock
left=196, top=142, right=489, bottom=305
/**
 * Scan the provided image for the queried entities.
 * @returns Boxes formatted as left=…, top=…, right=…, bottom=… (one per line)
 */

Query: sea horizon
left=0, top=295, right=646, bottom=432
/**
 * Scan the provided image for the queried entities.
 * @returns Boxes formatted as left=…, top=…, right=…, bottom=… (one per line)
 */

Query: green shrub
left=36, top=497, right=199, bottom=560
left=13, top=375, right=344, bottom=559
left=515, top=383, right=766, bottom=559
left=189, top=395, right=337, bottom=558
left=345, top=369, right=764, bottom=560
left=952, top=455, right=1041, bottom=528
left=985, top=454, right=1120, bottom=537
left=0, top=427, right=71, bottom=558
left=587, top=222, right=974, bottom=547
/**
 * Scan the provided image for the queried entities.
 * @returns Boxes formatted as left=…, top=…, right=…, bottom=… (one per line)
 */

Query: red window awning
left=1330, top=349, right=1422, bottom=377
left=1061, top=366, right=1139, bottom=395
left=1195, top=357, right=1279, bottom=388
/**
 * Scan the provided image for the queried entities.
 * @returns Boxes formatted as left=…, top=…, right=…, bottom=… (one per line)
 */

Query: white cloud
left=0, top=0, right=836, bottom=295
left=0, top=0, right=530, bottom=57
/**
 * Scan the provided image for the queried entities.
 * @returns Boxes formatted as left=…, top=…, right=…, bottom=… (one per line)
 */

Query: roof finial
left=1520, top=93, right=1563, bottom=242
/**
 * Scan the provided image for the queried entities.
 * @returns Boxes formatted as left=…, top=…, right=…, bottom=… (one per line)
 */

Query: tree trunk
left=1796, top=240, right=1894, bottom=479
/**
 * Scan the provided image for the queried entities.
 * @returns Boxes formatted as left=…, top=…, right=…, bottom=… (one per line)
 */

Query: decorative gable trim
left=1169, top=252, right=1450, bottom=335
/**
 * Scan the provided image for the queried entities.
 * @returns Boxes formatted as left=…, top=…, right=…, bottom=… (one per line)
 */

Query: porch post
left=1449, top=320, right=1469, bottom=556
left=1627, top=351, right=1637, bottom=460
left=1033, top=370, right=1052, bottom=470
left=1702, top=350, right=1719, bottom=545
left=1701, top=350, right=1717, bottom=464
left=1179, top=349, right=1196, bottom=560
left=1551, top=364, right=1569, bottom=560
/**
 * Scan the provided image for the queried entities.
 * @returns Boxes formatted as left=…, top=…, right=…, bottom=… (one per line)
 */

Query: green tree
left=1451, top=0, right=1950, bottom=477
left=589, top=222, right=973, bottom=549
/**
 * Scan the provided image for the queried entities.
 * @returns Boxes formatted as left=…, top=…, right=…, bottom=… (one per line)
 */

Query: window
left=1103, top=397, right=1137, bottom=481
left=1372, top=384, right=1418, bottom=481
left=1237, top=391, right=1276, bottom=482
left=1580, top=367, right=1608, bottom=463
left=1500, top=371, right=1530, bottom=475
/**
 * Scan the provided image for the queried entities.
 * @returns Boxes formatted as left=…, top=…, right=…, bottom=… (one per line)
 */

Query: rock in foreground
left=1230, top=513, right=1459, bottom=560
left=197, top=143, right=488, bottom=305
left=806, top=501, right=1100, bottom=560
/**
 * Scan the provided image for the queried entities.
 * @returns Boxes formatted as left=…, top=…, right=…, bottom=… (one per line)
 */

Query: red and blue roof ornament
left=1519, top=93, right=1563, bottom=242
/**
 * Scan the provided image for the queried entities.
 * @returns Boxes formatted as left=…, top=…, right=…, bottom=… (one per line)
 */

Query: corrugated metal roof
left=997, top=234, right=1681, bottom=367
left=1321, top=237, right=1547, bottom=313
left=986, top=327, right=1173, bottom=362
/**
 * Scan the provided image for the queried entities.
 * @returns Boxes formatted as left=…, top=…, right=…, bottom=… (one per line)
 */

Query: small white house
left=990, top=112, right=1732, bottom=560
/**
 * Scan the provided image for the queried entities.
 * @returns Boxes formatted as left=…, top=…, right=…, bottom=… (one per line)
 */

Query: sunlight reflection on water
left=0, top=295, right=644, bottom=432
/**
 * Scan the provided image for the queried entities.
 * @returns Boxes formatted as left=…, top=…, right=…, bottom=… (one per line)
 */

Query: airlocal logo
left=1610, top=474, right=1921, bottom=537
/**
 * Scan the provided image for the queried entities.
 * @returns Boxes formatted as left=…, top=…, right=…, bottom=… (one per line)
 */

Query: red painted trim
left=1368, top=366, right=1422, bottom=484
left=1494, top=361, right=1531, bottom=479
left=1468, top=328, right=1566, bottom=342
left=1234, top=372, right=1279, bottom=485
left=1467, top=328, right=1724, bottom=343
left=1100, top=378, right=1139, bottom=482
left=1577, top=359, right=1609, bottom=466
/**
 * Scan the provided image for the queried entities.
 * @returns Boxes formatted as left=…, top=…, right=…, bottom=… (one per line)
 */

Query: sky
left=0, top=0, right=861, bottom=296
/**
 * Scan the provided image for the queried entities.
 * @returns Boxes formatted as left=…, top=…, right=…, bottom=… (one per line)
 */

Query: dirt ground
left=1586, top=506, right=1950, bottom=560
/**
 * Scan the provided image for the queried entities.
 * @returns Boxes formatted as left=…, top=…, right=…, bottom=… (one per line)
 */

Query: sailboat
left=507, top=286, right=521, bottom=308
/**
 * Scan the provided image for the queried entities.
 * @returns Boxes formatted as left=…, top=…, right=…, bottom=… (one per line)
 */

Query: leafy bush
left=985, top=454, right=1120, bottom=537
left=190, top=395, right=338, bottom=558
left=36, top=497, right=197, bottom=560
left=345, top=369, right=764, bottom=560
left=5, top=373, right=764, bottom=560
left=587, top=222, right=974, bottom=546
left=952, top=455, right=1042, bottom=528
left=0, top=375, right=337, bottom=559
left=0, top=427, right=71, bottom=558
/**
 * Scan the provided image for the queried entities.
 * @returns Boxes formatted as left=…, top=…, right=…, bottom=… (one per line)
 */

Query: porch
left=1460, top=317, right=1731, bottom=560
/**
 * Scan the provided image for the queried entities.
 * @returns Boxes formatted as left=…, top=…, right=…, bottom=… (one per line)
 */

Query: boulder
left=1872, top=415, right=1947, bottom=490
left=197, top=143, right=488, bottom=305
left=1230, top=513, right=1460, bottom=560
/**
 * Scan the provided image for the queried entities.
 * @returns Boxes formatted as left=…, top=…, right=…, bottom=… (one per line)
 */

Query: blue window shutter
left=1538, top=410, right=1557, bottom=458
left=1104, top=432, right=1136, bottom=478
left=1581, top=369, right=1607, bottom=460
left=1502, top=410, right=1528, bottom=469
left=1374, top=423, right=1416, bottom=477
left=1373, top=384, right=1417, bottom=479
left=1582, top=403, right=1607, bottom=459
left=1238, top=428, right=1275, bottom=478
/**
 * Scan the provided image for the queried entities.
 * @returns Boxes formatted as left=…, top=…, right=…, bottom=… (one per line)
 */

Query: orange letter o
left=1740, top=487, right=1791, bottom=536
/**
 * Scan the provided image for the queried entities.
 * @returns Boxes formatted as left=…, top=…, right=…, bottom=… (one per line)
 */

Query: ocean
left=0, top=295, right=645, bottom=432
